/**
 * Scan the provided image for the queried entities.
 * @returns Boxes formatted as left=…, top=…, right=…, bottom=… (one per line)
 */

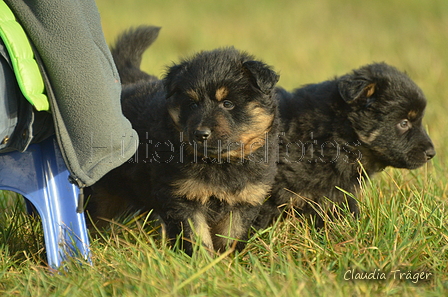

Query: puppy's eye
left=397, top=119, right=411, bottom=132
left=221, top=100, right=235, bottom=110
left=189, top=102, right=199, bottom=110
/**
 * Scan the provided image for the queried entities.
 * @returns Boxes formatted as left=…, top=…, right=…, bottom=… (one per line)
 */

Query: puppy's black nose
left=194, top=128, right=211, bottom=141
left=425, top=147, right=436, bottom=160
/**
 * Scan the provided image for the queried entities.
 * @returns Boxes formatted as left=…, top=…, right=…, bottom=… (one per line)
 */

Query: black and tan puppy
left=88, top=26, right=280, bottom=254
left=254, top=63, right=436, bottom=228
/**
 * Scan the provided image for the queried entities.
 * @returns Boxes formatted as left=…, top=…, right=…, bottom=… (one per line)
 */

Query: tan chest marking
left=172, top=178, right=270, bottom=205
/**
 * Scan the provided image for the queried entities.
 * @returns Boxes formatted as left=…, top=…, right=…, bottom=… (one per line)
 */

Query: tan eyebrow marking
left=365, top=83, right=376, bottom=97
left=186, top=89, right=200, bottom=102
left=215, top=87, right=229, bottom=102
left=408, top=110, right=419, bottom=120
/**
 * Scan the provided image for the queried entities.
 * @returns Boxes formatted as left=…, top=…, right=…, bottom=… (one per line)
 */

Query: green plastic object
left=0, top=0, right=49, bottom=111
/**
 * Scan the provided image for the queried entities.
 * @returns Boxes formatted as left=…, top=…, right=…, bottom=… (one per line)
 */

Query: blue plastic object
left=0, top=136, right=90, bottom=267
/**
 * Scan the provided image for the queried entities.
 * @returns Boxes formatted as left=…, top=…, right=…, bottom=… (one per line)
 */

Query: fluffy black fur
left=254, top=63, right=436, bottom=228
left=88, top=26, right=280, bottom=254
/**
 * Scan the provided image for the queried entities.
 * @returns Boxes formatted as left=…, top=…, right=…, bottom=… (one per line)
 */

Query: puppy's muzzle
left=194, top=127, right=212, bottom=142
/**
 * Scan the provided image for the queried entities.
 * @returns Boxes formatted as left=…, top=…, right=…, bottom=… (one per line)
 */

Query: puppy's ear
left=164, top=64, right=186, bottom=98
left=243, top=61, right=279, bottom=94
left=338, top=76, right=376, bottom=103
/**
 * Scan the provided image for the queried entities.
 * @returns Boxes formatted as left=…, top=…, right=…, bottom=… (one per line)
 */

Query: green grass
left=1, top=0, right=448, bottom=296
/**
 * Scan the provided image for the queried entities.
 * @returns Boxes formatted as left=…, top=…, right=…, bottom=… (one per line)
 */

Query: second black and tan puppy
left=89, top=26, right=280, bottom=254
left=254, top=63, right=436, bottom=228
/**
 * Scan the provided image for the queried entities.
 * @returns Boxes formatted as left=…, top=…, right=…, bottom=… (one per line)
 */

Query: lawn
left=1, top=0, right=447, bottom=296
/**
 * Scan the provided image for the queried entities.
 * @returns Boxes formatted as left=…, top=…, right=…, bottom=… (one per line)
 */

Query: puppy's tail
left=111, top=25, right=161, bottom=84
